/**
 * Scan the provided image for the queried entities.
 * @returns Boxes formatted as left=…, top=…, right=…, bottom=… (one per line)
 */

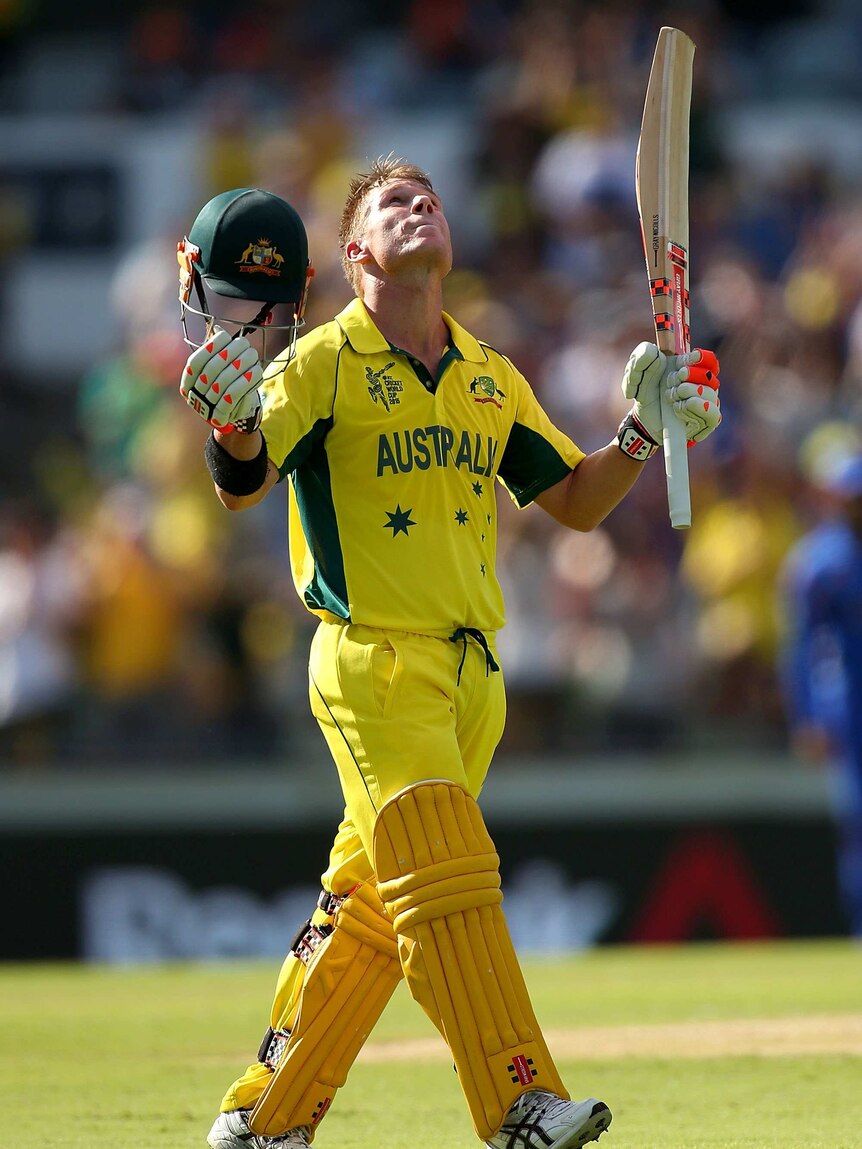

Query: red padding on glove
left=691, top=348, right=720, bottom=375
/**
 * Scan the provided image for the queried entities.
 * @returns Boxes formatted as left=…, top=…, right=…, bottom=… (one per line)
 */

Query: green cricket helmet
left=177, top=187, right=314, bottom=364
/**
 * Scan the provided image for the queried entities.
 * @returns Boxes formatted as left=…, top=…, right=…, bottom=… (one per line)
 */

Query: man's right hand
left=180, top=326, right=263, bottom=432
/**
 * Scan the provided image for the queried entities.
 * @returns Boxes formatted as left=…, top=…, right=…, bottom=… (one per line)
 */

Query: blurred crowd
left=1, top=0, right=861, bottom=769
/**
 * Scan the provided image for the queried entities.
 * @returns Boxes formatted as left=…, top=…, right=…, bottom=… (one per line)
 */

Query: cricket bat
left=635, top=26, right=695, bottom=529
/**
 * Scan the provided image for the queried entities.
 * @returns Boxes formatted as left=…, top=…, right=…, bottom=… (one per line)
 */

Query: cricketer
left=176, top=157, right=722, bottom=1149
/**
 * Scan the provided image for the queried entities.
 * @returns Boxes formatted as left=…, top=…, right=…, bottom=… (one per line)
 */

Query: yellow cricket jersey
left=259, top=297, right=585, bottom=633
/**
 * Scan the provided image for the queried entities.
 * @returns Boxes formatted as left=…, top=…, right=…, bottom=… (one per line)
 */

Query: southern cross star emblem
left=454, top=508, right=469, bottom=526
left=472, top=481, right=483, bottom=497
left=383, top=505, right=416, bottom=536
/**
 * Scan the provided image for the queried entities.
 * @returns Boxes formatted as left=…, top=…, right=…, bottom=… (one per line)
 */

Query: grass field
left=4, top=939, right=861, bottom=1149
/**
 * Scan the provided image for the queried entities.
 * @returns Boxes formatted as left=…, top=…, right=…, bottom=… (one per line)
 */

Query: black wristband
left=204, top=432, right=269, bottom=496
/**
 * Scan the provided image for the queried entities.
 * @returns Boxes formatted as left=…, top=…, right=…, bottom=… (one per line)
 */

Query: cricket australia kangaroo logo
left=469, top=376, right=506, bottom=409
left=366, top=362, right=403, bottom=412
left=236, top=238, right=284, bottom=278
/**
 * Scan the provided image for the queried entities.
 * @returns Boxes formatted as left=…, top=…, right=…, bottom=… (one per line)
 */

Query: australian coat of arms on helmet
left=237, top=238, right=285, bottom=277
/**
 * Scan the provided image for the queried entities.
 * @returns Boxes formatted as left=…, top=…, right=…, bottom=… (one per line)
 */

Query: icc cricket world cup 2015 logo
left=366, top=363, right=403, bottom=412
left=237, top=238, right=285, bottom=278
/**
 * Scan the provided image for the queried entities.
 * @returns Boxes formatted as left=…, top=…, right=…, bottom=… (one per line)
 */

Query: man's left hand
left=621, top=342, right=721, bottom=447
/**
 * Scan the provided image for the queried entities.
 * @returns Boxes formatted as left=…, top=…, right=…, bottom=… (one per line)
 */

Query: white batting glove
left=179, top=327, right=263, bottom=433
left=620, top=342, right=721, bottom=448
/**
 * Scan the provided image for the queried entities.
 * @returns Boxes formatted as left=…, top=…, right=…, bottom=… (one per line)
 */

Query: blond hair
left=338, top=155, right=436, bottom=294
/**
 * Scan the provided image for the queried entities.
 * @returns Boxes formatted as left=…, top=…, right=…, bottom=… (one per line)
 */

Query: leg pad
left=373, top=780, right=567, bottom=1140
left=248, top=881, right=401, bottom=1136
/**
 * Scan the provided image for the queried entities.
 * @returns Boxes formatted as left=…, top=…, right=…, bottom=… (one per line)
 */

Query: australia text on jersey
left=377, top=425, right=499, bottom=477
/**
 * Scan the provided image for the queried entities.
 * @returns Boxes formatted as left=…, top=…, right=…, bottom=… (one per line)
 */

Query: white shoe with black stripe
left=486, top=1091, right=612, bottom=1149
left=206, top=1109, right=310, bottom=1149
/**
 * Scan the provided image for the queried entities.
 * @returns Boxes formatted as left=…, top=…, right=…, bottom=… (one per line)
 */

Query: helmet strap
left=240, top=301, right=275, bottom=336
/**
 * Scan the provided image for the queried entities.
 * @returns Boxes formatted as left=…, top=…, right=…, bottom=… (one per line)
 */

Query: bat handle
left=661, top=387, right=691, bottom=529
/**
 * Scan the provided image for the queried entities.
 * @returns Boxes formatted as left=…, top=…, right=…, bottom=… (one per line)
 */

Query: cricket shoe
left=206, top=1109, right=310, bottom=1149
left=486, top=1090, right=612, bottom=1149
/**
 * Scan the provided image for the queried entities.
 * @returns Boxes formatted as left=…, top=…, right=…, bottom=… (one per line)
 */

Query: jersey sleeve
left=496, top=362, right=585, bottom=508
left=258, top=328, right=340, bottom=479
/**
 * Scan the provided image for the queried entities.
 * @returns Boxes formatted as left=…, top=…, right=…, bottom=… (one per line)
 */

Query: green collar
left=387, top=340, right=463, bottom=392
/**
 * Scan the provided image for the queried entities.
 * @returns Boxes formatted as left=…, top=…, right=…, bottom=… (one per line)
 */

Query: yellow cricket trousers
left=221, top=619, right=507, bottom=1111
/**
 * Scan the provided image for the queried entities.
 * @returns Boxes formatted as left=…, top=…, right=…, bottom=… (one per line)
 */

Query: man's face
left=350, top=178, right=453, bottom=281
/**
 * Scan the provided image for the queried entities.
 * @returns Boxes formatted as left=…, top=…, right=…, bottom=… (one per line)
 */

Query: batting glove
left=179, top=327, right=263, bottom=433
left=620, top=342, right=721, bottom=450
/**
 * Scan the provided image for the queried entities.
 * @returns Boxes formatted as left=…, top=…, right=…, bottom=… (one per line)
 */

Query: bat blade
left=635, top=26, right=695, bottom=529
